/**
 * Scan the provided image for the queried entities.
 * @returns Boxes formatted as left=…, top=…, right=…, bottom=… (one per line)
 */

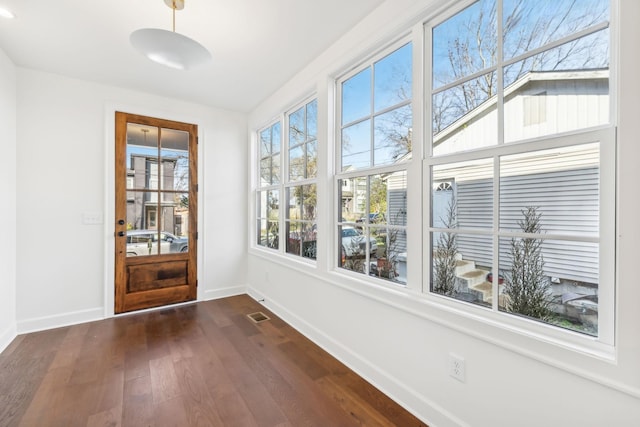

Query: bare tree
left=503, top=207, right=552, bottom=320
left=432, top=200, right=458, bottom=296
left=433, top=0, right=609, bottom=133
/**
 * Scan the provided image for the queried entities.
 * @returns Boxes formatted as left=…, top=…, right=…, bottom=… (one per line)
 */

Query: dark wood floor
left=0, top=295, right=427, bottom=426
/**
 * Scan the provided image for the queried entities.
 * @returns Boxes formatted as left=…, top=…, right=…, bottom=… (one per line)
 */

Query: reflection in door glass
left=124, top=194, right=189, bottom=257
left=126, top=124, right=159, bottom=191
left=126, top=191, right=159, bottom=256
left=161, top=128, right=189, bottom=191
left=125, top=125, right=190, bottom=256
left=161, top=198, right=189, bottom=254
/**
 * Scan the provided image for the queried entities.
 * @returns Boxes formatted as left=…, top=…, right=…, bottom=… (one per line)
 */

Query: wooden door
left=114, top=112, right=197, bottom=313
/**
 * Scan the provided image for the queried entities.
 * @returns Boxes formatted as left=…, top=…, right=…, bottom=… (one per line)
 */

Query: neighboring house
left=127, top=154, right=184, bottom=235
left=432, top=70, right=606, bottom=312
left=338, top=165, right=367, bottom=220
left=434, top=69, right=609, bottom=155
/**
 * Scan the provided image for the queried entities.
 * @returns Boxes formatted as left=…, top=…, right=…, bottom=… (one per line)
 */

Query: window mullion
left=492, top=0, right=504, bottom=312
left=497, top=0, right=504, bottom=147
left=492, top=155, right=500, bottom=312
left=370, top=64, right=376, bottom=169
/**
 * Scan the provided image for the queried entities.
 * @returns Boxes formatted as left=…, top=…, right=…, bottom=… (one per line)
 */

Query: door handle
left=117, top=231, right=125, bottom=237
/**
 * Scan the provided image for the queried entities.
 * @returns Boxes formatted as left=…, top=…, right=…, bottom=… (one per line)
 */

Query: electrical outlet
left=448, top=353, right=466, bottom=382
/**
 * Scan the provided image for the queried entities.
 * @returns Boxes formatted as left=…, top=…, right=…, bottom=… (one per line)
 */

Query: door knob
left=118, top=219, right=125, bottom=225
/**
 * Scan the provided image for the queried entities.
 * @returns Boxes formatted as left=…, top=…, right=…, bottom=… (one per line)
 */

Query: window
left=428, top=0, right=612, bottom=339
left=257, top=122, right=281, bottom=249
left=337, top=41, right=412, bottom=284
left=285, top=99, right=318, bottom=259
left=256, top=99, right=318, bottom=259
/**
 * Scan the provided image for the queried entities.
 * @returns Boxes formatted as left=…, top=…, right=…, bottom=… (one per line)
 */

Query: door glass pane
left=126, top=191, right=159, bottom=256
left=161, top=202, right=189, bottom=254
left=126, top=124, right=159, bottom=191
left=160, top=128, right=190, bottom=191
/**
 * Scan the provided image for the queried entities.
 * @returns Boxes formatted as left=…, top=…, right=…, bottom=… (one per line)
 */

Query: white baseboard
left=13, top=285, right=246, bottom=336
left=202, top=284, right=247, bottom=301
left=0, top=322, right=17, bottom=354
left=17, top=307, right=104, bottom=335
left=246, top=285, right=467, bottom=427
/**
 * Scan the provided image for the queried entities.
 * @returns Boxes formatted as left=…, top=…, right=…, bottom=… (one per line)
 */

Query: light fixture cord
left=172, top=5, right=176, bottom=32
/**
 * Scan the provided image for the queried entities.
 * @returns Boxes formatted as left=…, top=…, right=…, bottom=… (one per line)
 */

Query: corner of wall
left=0, top=323, right=17, bottom=354
left=0, top=47, right=17, bottom=355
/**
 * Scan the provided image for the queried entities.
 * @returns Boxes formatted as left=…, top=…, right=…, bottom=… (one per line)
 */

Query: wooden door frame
left=103, top=104, right=203, bottom=317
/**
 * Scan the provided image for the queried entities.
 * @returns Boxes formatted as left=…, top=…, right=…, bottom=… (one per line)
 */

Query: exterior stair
left=454, top=257, right=493, bottom=303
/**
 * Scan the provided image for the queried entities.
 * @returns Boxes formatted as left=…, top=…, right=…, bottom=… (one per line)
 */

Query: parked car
left=341, top=226, right=377, bottom=257
left=126, top=230, right=188, bottom=256
left=356, top=212, right=385, bottom=224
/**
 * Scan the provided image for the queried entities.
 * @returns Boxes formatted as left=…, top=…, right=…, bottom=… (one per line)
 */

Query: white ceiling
left=0, top=0, right=385, bottom=112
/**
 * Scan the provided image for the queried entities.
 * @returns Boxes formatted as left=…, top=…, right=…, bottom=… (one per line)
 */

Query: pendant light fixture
left=130, top=0, right=211, bottom=70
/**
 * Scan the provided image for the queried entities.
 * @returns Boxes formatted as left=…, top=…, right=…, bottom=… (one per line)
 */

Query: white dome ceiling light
left=0, top=6, right=15, bottom=19
left=130, top=0, right=211, bottom=70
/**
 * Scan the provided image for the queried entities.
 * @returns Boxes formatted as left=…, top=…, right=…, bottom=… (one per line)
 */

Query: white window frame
left=423, top=0, right=616, bottom=352
left=283, top=96, right=319, bottom=261
left=254, top=96, right=319, bottom=262
left=335, top=37, right=413, bottom=284
left=256, top=120, right=282, bottom=252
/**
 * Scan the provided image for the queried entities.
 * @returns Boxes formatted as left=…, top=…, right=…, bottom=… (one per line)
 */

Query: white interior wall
left=247, top=0, right=640, bottom=425
left=15, top=68, right=248, bottom=331
left=1, top=0, right=638, bottom=424
left=0, top=48, right=17, bottom=351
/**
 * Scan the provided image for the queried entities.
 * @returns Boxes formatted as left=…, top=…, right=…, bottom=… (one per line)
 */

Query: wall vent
left=247, top=312, right=270, bottom=323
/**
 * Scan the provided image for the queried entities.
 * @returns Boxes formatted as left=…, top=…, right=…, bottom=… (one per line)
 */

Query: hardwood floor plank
left=121, top=376, right=153, bottom=427
left=86, top=405, right=122, bottom=427
left=50, top=382, right=99, bottom=426
left=93, top=365, right=125, bottom=415
left=152, top=395, right=189, bottom=427
left=149, top=355, right=181, bottom=404
left=0, top=335, right=25, bottom=358
left=275, top=340, right=330, bottom=381
left=0, top=295, right=428, bottom=427
left=194, top=317, right=288, bottom=427
left=0, top=347, right=59, bottom=426
left=17, top=366, right=73, bottom=427
left=315, top=374, right=397, bottom=427
left=222, top=321, right=352, bottom=426
left=252, top=319, right=289, bottom=346
left=277, top=324, right=352, bottom=376
left=341, top=370, right=427, bottom=427
left=124, top=347, right=150, bottom=382
left=173, top=357, right=226, bottom=426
